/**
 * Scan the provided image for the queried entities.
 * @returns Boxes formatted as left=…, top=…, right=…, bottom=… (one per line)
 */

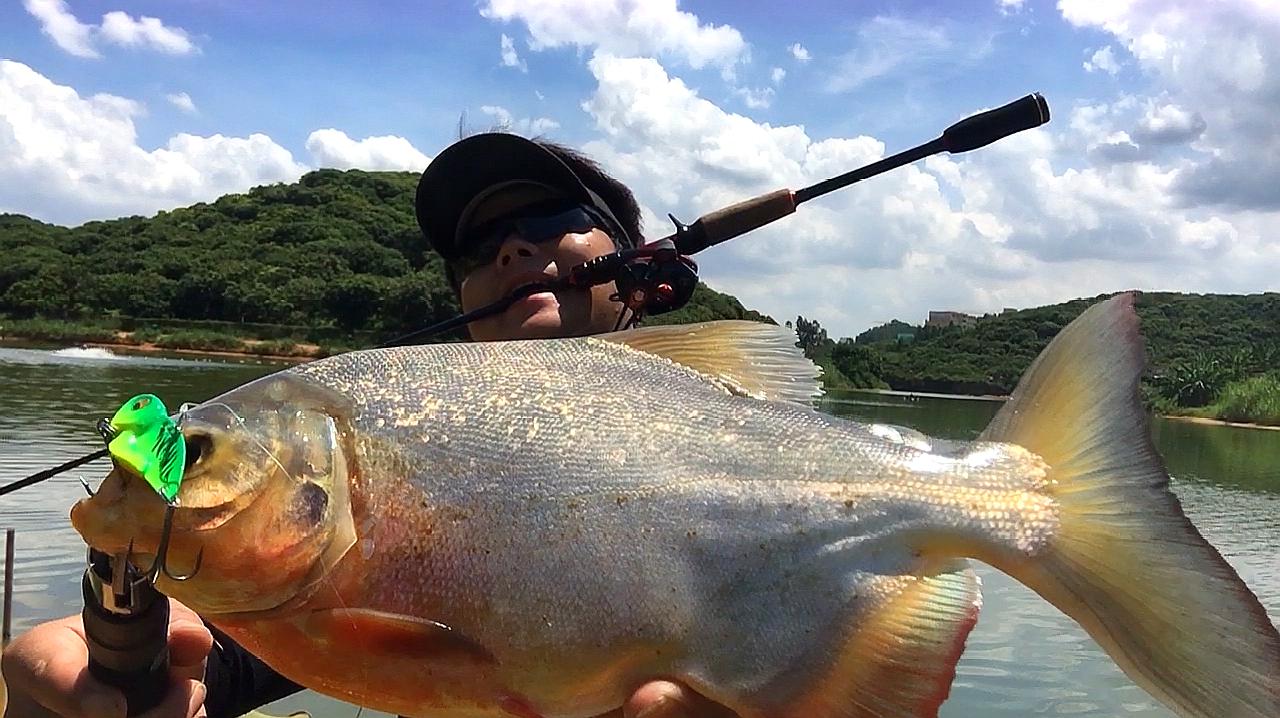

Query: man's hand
left=1, top=601, right=736, bottom=718
left=607, top=680, right=738, bottom=718
left=2, top=599, right=212, bottom=718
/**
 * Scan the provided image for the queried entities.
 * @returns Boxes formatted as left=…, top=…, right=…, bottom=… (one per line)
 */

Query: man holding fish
left=2, top=135, right=735, bottom=718
left=4, top=132, right=1278, bottom=718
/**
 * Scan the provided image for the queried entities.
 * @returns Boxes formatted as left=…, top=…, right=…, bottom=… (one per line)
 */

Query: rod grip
left=82, top=573, right=171, bottom=716
left=681, top=189, right=796, bottom=254
left=943, top=92, right=1050, bottom=154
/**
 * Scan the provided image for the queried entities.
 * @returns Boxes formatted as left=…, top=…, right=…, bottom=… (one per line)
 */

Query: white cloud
left=825, top=17, right=980, bottom=93
left=479, top=105, right=560, bottom=136
left=789, top=42, right=811, bottom=62
left=99, top=11, right=195, bottom=54
left=1134, top=101, right=1205, bottom=145
left=1083, top=46, right=1120, bottom=75
left=500, top=33, right=528, bottom=72
left=304, top=130, right=430, bottom=172
left=998, top=0, right=1025, bottom=14
left=23, top=0, right=98, bottom=58
left=0, top=62, right=439, bottom=227
left=771, top=67, right=786, bottom=85
left=166, top=92, right=197, bottom=114
left=574, top=52, right=1274, bottom=337
left=0, top=60, right=307, bottom=226
left=480, top=0, right=748, bottom=74
left=733, top=86, right=774, bottom=109
left=23, top=1, right=196, bottom=57
left=1059, top=0, right=1280, bottom=209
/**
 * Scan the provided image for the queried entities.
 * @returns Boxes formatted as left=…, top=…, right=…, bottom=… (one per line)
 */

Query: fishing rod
left=383, top=91, right=1050, bottom=345
left=0, top=91, right=1050, bottom=495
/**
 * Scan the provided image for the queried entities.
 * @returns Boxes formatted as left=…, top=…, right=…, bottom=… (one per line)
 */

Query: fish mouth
left=71, top=465, right=168, bottom=558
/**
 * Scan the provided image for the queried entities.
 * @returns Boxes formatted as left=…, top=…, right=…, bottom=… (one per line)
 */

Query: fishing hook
left=96, top=417, right=116, bottom=444
left=126, top=504, right=203, bottom=583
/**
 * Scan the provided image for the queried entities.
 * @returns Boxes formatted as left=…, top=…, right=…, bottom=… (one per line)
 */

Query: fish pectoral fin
left=592, top=321, right=823, bottom=405
left=784, top=561, right=981, bottom=718
left=305, top=608, right=495, bottom=664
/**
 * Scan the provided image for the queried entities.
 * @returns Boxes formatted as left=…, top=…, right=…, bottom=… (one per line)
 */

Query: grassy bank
left=1198, top=373, right=1280, bottom=426
left=0, top=317, right=356, bottom=359
left=5, top=317, right=1279, bottom=427
left=1149, top=373, right=1280, bottom=427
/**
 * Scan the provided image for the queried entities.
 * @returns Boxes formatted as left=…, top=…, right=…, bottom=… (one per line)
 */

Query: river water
left=0, top=344, right=1276, bottom=718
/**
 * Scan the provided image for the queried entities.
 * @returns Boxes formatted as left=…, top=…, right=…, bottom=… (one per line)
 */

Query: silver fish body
left=70, top=295, right=1280, bottom=718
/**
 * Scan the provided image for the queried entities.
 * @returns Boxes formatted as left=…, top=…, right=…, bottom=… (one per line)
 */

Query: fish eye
left=184, top=433, right=213, bottom=471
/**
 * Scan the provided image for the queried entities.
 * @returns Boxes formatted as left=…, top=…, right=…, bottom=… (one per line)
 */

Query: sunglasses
left=451, top=203, right=608, bottom=277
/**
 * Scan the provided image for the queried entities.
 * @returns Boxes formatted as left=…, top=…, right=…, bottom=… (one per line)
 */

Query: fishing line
left=177, top=401, right=305, bottom=486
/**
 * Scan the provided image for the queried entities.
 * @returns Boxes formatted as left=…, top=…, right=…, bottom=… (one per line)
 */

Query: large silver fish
left=71, top=293, right=1280, bottom=718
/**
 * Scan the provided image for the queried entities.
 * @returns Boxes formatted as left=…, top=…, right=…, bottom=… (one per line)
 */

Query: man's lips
left=500, top=271, right=560, bottom=301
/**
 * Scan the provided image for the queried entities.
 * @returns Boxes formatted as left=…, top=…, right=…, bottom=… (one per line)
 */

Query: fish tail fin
left=978, top=292, right=1280, bottom=718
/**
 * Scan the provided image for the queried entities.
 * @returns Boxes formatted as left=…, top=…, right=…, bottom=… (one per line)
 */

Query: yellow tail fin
left=979, top=292, right=1279, bottom=718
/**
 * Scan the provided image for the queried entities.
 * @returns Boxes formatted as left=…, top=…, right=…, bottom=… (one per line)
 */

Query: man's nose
left=496, top=235, right=540, bottom=268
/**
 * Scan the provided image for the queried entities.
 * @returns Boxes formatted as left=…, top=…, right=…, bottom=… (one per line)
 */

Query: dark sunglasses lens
left=453, top=206, right=600, bottom=276
left=514, top=207, right=596, bottom=243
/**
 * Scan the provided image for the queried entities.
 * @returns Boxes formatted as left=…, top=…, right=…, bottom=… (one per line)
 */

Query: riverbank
left=1162, top=415, right=1280, bottom=432
left=0, top=318, right=343, bottom=362
left=6, top=318, right=1278, bottom=428
left=840, top=387, right=1280, bottom=430
left=83, top=338, right=318, bottom=364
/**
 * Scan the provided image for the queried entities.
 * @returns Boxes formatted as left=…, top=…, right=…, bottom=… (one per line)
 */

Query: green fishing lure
left=106, top=393, right=185, bottom=504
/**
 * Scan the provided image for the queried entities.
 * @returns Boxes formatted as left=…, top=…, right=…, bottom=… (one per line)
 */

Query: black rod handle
left=943, top=92, right=1050, bottom=154
left=82, top=564, right=171, bottom=716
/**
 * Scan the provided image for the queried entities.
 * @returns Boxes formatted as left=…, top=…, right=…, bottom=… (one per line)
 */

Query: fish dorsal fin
left=592, top=320, right=823, bottom=405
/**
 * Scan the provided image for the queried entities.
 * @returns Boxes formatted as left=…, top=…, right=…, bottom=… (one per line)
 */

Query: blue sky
left=3, top=0, right=1278, bottom=337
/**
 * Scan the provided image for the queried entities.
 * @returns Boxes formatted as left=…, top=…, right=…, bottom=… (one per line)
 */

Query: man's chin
left=508, top=297, right=570, bottom=339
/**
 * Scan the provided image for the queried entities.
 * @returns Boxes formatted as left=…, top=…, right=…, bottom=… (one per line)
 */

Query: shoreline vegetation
left=2, top=170, right=1276, bottom=428
left=5, top=316, right=1278, bottom=430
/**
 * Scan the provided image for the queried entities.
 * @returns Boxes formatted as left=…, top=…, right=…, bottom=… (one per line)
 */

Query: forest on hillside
left=0, top=169, right=767, bottom=341
left=2, top=170, right=1275, bottom=421
left=797, top=291, right=1280, bottom=423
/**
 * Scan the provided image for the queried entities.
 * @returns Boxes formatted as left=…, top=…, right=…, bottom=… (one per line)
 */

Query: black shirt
left=202, top=622, right=303, bottom=718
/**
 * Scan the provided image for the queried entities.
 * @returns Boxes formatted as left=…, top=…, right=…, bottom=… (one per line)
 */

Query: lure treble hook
left=127, top=504, right=203, bottom=583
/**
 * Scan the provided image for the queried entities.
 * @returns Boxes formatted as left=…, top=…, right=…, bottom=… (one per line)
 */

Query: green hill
left=0, top=169, right=768, bottom=348
left=838, top=291, right=1280, bottom=423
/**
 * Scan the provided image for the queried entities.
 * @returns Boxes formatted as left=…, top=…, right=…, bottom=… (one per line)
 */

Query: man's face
left=455, top=212, right=624, bottom=342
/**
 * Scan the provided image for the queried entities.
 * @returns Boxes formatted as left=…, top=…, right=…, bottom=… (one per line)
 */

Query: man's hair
left=532, top=139, right=643, bottom=249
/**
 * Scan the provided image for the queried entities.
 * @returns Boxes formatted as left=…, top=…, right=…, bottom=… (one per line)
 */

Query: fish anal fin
left=305, top=608, right=495, bottom=665
left=784, top=563, right=981, bottom=718
left=591, top=321, right=823, bottom=405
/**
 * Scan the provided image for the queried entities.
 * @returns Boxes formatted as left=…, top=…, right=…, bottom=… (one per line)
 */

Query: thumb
left=164, top=601, right=213, bottom=679
left=623, top=681, right=738, bottom=718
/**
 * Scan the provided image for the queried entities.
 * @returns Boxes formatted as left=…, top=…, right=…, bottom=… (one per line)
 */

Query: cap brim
left=415, top=133, right=596, bottom=260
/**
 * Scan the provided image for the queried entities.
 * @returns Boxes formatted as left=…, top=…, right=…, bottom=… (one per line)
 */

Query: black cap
left=415, top=133, right=632, bottom=262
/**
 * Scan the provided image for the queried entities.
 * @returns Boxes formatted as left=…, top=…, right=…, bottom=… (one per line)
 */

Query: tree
left=831, top=340, right=886, bottom=389
left=324, top=275, right=384, bottom=331
left=794, top=316, right=828, bottom=359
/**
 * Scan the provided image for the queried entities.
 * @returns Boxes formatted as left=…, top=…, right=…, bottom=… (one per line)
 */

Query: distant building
left=895, top=332, right=915, bottom=344
left=926, top=310, right=977, bottom=329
